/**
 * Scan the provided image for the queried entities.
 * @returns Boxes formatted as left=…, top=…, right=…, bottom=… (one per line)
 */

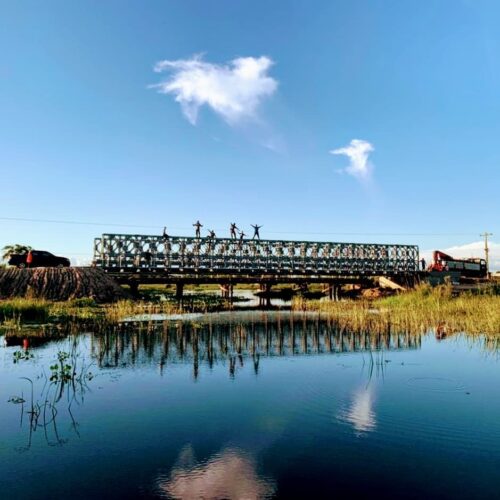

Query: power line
left=0, top=216, right=161, bottom=229
left=0, top=216, right=483, bottom=237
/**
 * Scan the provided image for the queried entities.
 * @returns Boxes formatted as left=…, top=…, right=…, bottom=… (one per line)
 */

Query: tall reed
left=292, top=284, right=500, bottom=334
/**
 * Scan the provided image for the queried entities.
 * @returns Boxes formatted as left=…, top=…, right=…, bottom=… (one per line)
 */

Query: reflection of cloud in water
left=339, top=387, right=376, bottom=434
left=159, top=445, right=275, bottom=499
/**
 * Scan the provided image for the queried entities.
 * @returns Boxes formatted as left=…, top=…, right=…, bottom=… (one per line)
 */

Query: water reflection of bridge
left=91, top=317, right=421, bottom=378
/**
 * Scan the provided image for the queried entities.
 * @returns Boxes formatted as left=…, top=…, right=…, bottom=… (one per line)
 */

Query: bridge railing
left=93, top=233, right=419, bottom=276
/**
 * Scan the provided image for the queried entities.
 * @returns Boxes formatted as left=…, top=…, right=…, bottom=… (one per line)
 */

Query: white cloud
left=420, top=240, right=500, bottom=271
left=338, top=386, right=376, bottom=434
left=160, top=447, right=275, bottom=499
left=330, top=139, right=374, bottom=180
left=151, top=54, right=278, bottom=125
left=71, top=256, right=92, bottom=267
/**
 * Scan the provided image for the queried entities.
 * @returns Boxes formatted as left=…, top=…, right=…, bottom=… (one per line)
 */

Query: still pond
left=1, top=311, right=499, bottom=499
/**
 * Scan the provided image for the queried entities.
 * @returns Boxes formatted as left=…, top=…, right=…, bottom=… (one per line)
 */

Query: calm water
left=1, top=312, right=499, bottom=499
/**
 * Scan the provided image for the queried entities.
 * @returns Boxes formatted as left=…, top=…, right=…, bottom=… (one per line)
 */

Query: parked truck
left=428, top=250, right=487, bottom=278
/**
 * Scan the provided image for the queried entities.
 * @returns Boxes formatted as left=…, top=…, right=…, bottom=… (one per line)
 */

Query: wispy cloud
left=151, top=54, right=278, bottom=125
left=330, top=139, right=374, bottom=180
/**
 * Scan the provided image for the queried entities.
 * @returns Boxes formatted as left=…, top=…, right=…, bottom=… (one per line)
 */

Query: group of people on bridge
left=163, top=222, right=263, bottom=241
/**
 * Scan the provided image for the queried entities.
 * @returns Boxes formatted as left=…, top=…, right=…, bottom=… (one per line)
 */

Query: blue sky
left=1, top=1, right=499, bottom=266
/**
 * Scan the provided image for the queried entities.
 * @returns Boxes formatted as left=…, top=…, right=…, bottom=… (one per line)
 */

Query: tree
left=1, top=244, right=33, bottom=262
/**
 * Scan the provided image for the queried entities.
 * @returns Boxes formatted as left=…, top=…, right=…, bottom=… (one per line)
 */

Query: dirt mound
left=361, top=287, right=396, bottom=299
left=0, top=267, right=126, bottom=303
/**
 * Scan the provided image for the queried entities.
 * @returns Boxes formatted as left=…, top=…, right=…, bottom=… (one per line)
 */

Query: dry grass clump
left=292, top=283, right=500, bottom=335
left=104, top=300, right=181, bottom=322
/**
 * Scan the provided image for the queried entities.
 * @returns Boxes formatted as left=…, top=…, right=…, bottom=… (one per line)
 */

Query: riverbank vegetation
left=0, top=290, right=241, bottom=330
left=1, top=282, right=499, bottom=335
left=292, top=283, right=500, bottom=334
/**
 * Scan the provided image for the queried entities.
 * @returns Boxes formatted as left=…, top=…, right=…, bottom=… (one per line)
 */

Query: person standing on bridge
left=162, top=226, right=169, bottom=240
left=208, top=229, right=216, bottom=239
left=193, top=220, right=203, bottom=238
left=251, top=224, right=262, bottom=240
left=239, top=230, right=246, bottom=242
left=420, top=257, right=426, bottom=271
left=230, top=223, right=239, bottom=239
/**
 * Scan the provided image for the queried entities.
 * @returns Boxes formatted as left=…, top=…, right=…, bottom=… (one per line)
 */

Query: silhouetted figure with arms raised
left=251, top=224, right=262, bottom=240
left=208, top=229, right=216, bottom=239
left=230, top=223, right=239, bottom=239
left=193, top=220, right=203, bottom=238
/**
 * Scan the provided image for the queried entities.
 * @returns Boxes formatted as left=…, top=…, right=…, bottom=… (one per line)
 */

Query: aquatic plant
left=8, top=343, right=94, bottom=450
left=12, top=350, right=34, bottom=363
left=292, top=284, right=500, bottom=334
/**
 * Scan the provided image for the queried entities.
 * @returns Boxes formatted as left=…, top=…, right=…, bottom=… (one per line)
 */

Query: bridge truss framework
left=93, top=233, right=419, bottom=287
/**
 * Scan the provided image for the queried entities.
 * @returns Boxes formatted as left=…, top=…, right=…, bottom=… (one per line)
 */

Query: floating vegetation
left=12, top=350, right=34, bottom=363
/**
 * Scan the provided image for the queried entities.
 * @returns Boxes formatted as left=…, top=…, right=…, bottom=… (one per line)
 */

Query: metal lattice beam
left=93, top=233, right=419, bottom=276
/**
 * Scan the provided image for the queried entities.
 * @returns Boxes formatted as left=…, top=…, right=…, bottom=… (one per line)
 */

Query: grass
left=292, top=283, right=500, bottom=335
left=0, top=290, right=238, bottom=328
left=0, top=298, right=103, bottom=326
left=2, top=282, right=499, bottom=335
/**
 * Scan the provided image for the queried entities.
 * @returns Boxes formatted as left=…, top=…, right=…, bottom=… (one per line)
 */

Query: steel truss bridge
left=93, top=233, right=419, bottom=295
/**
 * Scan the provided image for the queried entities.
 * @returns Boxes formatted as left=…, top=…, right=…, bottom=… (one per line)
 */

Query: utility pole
left=480, top=232, right=493, bottom=275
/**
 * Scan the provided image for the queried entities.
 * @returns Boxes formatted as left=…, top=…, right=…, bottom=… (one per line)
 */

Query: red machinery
left=429, top=250, right=487, bottom=278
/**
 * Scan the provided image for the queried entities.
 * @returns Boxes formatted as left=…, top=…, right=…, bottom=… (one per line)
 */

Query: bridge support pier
left=258, top=283, right=272, bottom=308
left=326, top=284, right=340, bottom=301
left=220, top=284, right=233, bottom=299
left=129, top=281, right=139, bottom=298
left=176, top=282, right=184, bottom=300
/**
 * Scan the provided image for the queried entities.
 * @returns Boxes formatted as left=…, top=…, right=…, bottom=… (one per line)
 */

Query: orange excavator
left=428, top=250, right=487, bottom=278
